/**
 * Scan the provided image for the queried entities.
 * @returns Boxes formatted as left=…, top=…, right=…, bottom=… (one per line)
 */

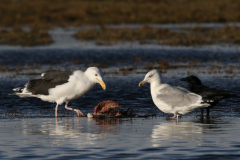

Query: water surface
left=1, top=46, right=240, bottom=159
left=1, top=117, right=240, bottom=159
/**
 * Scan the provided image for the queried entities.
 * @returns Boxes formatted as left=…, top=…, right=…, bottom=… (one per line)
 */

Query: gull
left=12, top=67, right=106, bottom=117
left=139, top=69, right=210, bottom=120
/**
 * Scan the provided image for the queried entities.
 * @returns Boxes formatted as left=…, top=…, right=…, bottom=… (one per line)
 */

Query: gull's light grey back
left=156, top=86, right=201, bottom=108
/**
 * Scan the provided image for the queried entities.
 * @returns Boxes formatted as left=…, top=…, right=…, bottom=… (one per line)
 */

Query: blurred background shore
left=1, top=0, right=240, bottom=47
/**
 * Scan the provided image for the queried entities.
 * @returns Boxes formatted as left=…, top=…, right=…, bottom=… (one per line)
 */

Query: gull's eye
left=149, top=75, right=153, bottom=78
left=95, top=74, right=98, bottom=76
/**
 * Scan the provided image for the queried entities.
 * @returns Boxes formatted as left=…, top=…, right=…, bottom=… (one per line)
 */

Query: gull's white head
left=85, top=67, right=106, bottom=90
left=139, top=69, right=162, bottom=86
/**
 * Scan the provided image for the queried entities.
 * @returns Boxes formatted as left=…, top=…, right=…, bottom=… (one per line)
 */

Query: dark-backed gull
left=12, top=67, right=106, bottom=117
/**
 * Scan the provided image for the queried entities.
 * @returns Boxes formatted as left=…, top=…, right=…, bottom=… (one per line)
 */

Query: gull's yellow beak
left=98, top=80, right=106, bottom=90
left=139, top=80, right=147, bottom=87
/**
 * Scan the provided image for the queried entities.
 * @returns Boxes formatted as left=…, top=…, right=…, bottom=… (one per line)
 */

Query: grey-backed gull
left=139, top=69, right=209, bottom=120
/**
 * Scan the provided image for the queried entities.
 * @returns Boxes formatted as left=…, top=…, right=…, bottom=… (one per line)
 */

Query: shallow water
left=1, top=117, right=240, bottom=159
left=1, top=47, right=240, bottom=159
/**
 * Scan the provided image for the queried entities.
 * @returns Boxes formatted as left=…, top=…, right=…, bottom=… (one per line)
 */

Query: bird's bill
left=139, top=80, right=147, bottom=87
left=180, top=77, right=187, bottom=81
left=98, top=80, right=106, bottom=90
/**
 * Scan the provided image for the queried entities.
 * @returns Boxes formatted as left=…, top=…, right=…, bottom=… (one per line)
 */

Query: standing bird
left=139, top=70, right=210, bottom=120
left=12, top=67, right=106, bottom=117
left=180, top=75, right=237, bottom=116
left=139, top=69, right=209, bottom=119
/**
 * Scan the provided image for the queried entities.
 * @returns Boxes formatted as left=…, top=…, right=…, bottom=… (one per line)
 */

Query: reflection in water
left=20, top=117, right=123, bottom=146
left=93, top=118, right=122, bottom=126
left=92, top=118, right=123, bottom=134
left=0, top=117, right=127, bottom=159
left=1, top=117, right=240, bottom=159
left=151, top=121, right=206, bottom=147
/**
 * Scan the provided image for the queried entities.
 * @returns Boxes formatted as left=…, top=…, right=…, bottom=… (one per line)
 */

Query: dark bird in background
left=180, top=75, right=238, bottom=117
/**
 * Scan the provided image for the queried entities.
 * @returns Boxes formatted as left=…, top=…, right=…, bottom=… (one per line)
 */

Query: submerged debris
left=93, top=100, right=122, bottom=116
left=88, top=100, right=156, bottom=118
left=88, top=100, right=136, bottom=118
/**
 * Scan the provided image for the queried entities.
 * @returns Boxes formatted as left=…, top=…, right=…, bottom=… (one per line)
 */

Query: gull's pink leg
left=65, top=102, right=85, bottom=117
left=166, top=113, right=177, bottom=120
left=55, top=104, right=59, bottom=117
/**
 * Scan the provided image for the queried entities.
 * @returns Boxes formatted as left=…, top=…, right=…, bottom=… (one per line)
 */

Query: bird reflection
left=21, top=117, right=123, bottom=143
left=56, top=118, right=122, bottom=136
left=151, top=121, right=204, bottom=147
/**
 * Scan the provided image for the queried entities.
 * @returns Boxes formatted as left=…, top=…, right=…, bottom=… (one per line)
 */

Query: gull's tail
left=13, top=87, right=24, bottom=93
left=10, top=87, right=32, bottom=98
